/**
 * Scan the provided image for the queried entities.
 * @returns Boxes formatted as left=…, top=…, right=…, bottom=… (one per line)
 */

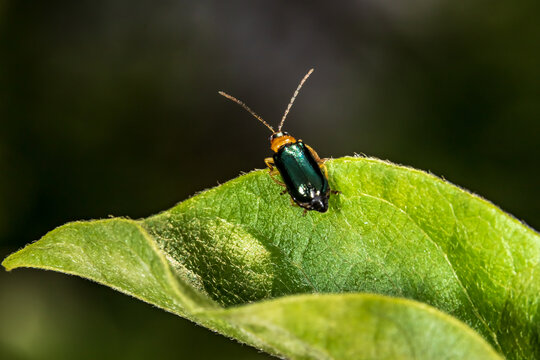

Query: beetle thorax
left=270, top=132, right=297, bottom=153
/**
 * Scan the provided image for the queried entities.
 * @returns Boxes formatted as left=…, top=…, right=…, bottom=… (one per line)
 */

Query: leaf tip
left=2, top=251, right=19, bottom=271
left=2, top=242, right=35, bottom=271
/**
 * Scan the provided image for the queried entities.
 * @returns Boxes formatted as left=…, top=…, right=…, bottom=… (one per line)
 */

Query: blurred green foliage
left=1, top=0, right=539, bottom=359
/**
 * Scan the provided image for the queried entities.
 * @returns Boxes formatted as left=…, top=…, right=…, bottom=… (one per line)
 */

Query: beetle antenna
left=278, top=68, right=314, bottom=132
left=219, top=91, right=275, bottom=133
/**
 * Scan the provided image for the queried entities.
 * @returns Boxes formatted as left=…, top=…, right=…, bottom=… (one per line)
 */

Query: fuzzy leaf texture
left=3, top=157, right=539, bottom=359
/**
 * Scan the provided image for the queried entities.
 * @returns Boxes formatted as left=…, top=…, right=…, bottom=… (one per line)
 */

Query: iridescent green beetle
left=219, top=69, right=339, bottom=214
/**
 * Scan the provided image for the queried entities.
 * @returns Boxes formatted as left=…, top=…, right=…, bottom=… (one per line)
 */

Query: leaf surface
left=4, top=157, right=539, bottom=359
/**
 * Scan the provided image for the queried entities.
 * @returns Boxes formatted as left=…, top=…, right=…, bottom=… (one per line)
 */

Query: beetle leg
left=280, top=189, right=288, bottom=195
left=265, top=157, right=286, bottom=187
left=305, top=144, right=325, bottom=165
left=264, top=157, right=276, bottom=170
left=319, top=162, right=329, bottom=178
left=269, top=173, right=286, bottom=187
left=331, top=189, right=342, bottom=195
left=288, top=198, right=307, bottom=214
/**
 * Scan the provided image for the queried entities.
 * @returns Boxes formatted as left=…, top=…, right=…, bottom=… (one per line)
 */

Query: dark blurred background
left=1, top=1, right=539, bottom=359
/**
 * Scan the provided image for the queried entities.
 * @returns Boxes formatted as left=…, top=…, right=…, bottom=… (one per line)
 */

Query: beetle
left=219, top=68, right=338, bottom=215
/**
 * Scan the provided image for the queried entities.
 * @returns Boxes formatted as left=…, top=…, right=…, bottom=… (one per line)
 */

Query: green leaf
left=3, top=157, right=539, bottom=359
left=207, top=294, right=502, bottom=360
left=0, top=220, right=500, bottom=359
